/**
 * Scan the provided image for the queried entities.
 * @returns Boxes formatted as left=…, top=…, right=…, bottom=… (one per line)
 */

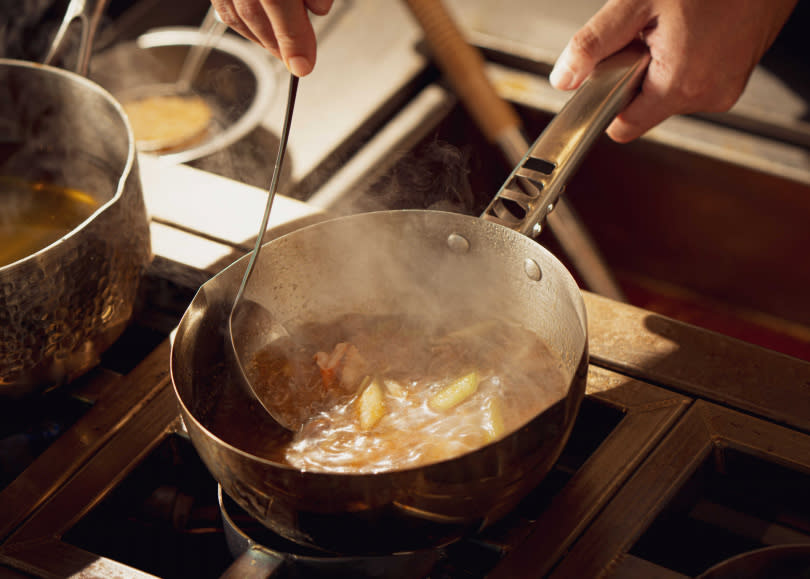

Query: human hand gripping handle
left=485, top=44, right=650, bottom=235
left=550, top=0, right=798, bottom=142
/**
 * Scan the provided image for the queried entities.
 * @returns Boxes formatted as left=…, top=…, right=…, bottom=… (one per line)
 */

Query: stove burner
left=698, top=544, right=810, bottom=579
left=0, top=357, right=690, bottom=578
left=218, top=486, right=440, bottom=578
left=4, top=289, right=808, bottom=579
left=546, top=401, right=810, bottom=578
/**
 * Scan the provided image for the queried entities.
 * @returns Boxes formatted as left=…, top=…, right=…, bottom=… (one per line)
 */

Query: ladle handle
left=44, top=0, right=109, bottom=76
left=233, top=74, right=299, bottom=307
left=482, top=44, right=650, bottom=237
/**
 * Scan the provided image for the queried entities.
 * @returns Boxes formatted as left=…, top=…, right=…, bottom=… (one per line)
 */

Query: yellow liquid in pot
left=0, top=176, right=101, bottom=267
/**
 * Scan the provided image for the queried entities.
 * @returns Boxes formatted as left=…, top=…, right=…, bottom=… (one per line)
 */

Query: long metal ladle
left=228, top=73, right=299, bottom=431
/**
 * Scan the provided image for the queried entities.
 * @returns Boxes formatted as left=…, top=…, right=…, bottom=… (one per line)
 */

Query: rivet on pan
left=524, top=258, right=542, bottom=281
left=531, top=223, right=543, bottom=237
left=446, top=233, right=470, bottom=253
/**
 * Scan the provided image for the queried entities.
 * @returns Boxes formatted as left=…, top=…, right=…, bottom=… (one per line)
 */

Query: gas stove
left=1, top=261, right=808, bottom=577
left=3, top=1, right=810, bottom=576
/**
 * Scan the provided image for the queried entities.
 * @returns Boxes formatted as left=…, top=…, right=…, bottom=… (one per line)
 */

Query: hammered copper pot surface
left=0, top=60, right=152, bottom=397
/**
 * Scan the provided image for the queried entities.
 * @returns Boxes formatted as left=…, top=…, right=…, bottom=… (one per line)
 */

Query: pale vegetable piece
left=429, top=371, right=480, bottom=411
left=383, top=378, right=406, bottom=399
left=356, top=378, right=386, bottom=430
left=481, top=396, right=506, bottom=442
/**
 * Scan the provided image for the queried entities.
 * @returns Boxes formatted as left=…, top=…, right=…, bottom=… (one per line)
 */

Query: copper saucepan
left=170, top=46, right=648, bottom=555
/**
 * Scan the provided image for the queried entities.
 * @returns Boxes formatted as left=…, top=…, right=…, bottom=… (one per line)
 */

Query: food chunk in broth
left=247, top=313, right=569, bottom=473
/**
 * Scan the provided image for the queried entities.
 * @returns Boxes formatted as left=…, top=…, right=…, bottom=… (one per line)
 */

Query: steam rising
left=237, top=209, right=574, bottom=471
left=305, top=213, right=489, bottom=329
left=346, top=140, right=477, bottom=215
left=0, top=0, right=59, bottom=61
left=238, top=138, right=506, bottom=341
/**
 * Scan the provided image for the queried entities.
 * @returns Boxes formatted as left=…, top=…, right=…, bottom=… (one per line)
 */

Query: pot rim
left=0, top=58, right=137, bottom=273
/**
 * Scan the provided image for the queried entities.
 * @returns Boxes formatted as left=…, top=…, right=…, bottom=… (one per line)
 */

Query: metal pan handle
left=43, top=0, right=109, bottom=76
left=482, top=44, right=650, bottom=238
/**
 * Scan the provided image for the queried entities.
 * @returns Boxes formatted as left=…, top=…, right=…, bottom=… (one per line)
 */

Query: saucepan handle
left=482, top=44, right=650, bottom=238
left=43, top=0, right=109, bottom=76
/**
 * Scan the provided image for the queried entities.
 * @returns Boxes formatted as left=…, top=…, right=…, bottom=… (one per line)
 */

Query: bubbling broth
left=246, top=312, right=570, bottom=473
left=0, top=176, right=100, bottom=267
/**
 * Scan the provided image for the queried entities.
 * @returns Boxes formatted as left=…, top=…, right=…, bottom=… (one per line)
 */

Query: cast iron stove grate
left=0, top=344, right=689, bottom=578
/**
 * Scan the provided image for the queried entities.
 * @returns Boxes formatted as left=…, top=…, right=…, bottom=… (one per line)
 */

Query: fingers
left=550, top=0, right=799, bottom=142
left=212, top=0, right=262, bottom=45
left=605, top=84, right=670, bottom=143
left=213, top=0, right=331, bottom=76
left=259, top=0, right=318, bottom=76
left=550, top=0, right=652, bottom=90
left=605, top=41, right=747, bottom=142
left=305, top=0, right=334, bottom=16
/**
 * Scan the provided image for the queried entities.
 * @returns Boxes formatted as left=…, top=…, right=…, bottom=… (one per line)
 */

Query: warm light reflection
left=149, top=222, right=233, bottom=270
